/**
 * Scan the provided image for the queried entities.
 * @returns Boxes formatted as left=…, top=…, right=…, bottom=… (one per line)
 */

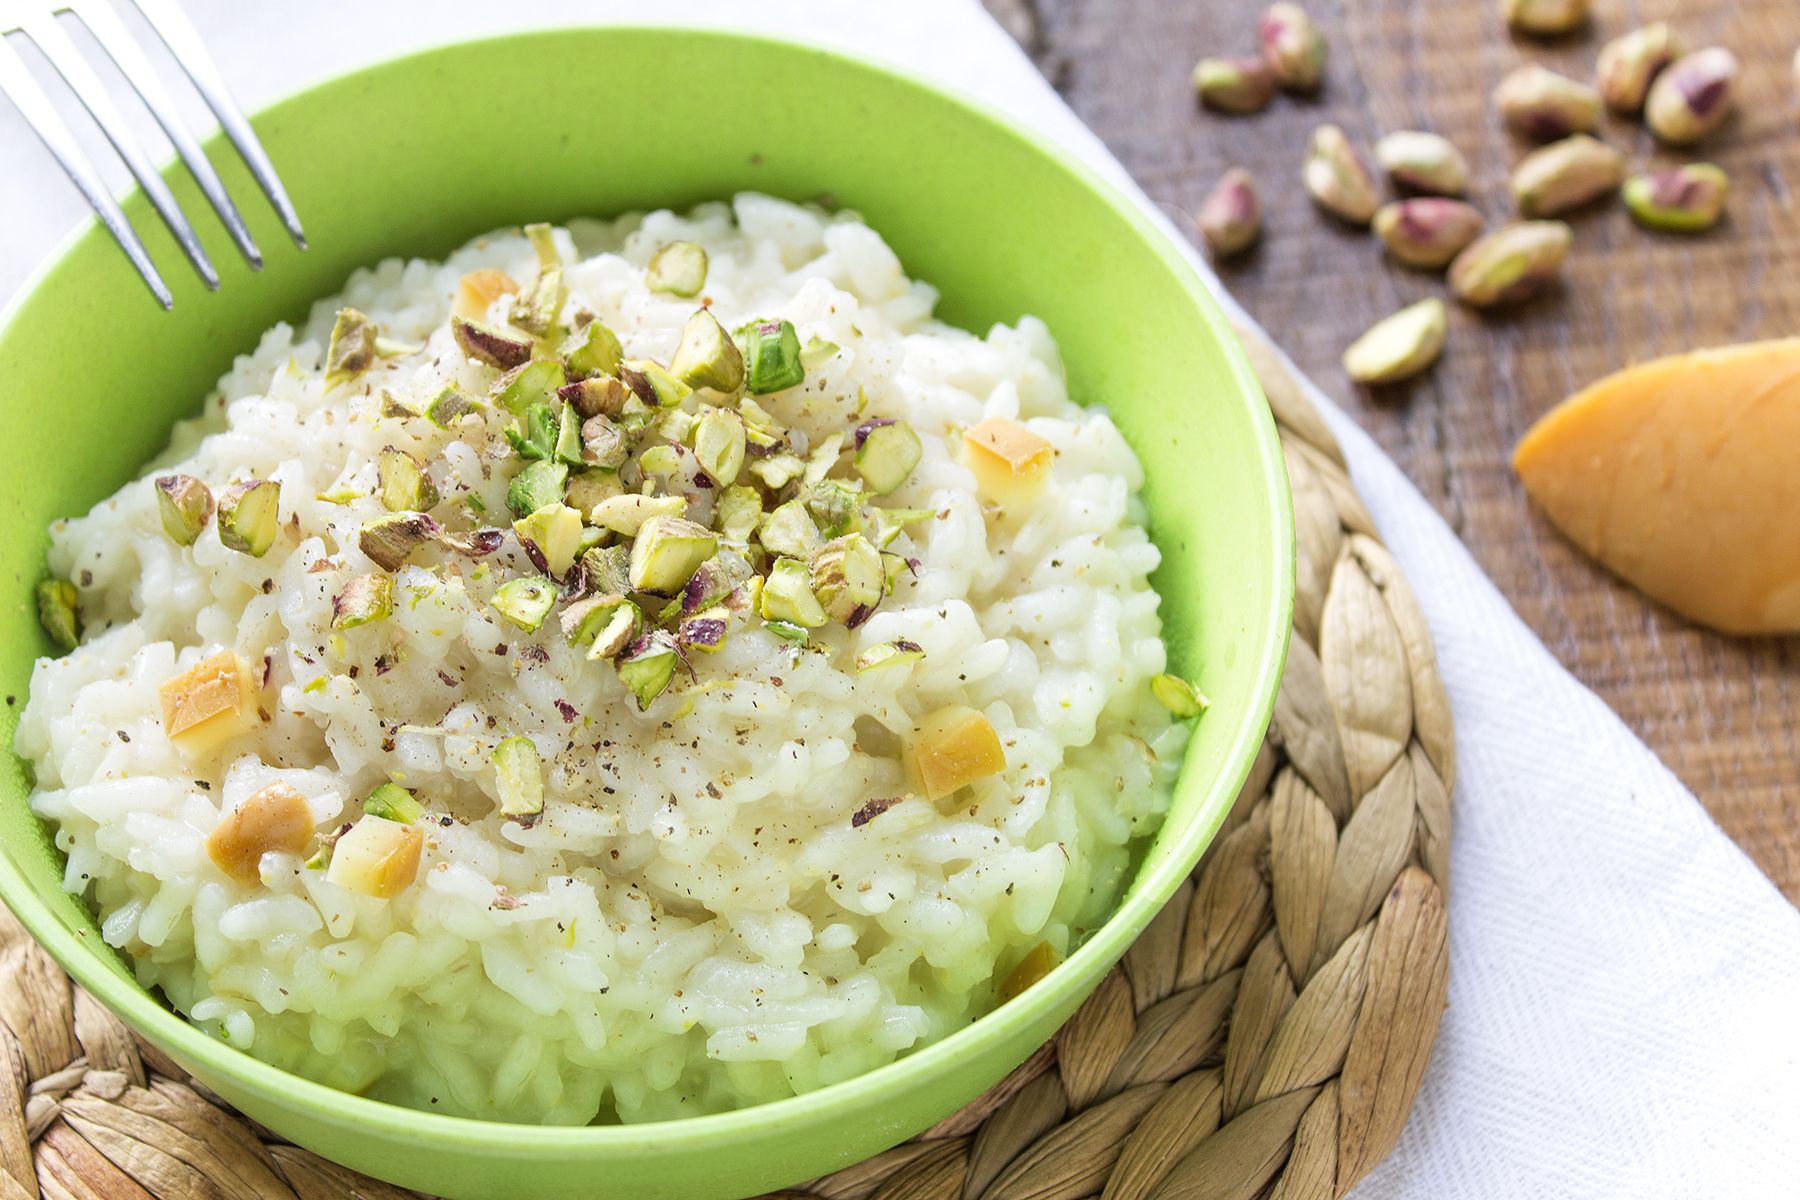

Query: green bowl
left=0, top=26, right=1291, bottom=1200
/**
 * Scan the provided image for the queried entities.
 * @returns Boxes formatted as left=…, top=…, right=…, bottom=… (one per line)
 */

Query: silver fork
left=0, top=0, right=304, bottom=308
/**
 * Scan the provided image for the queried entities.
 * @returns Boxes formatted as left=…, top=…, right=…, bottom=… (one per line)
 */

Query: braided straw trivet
left=0, top=323, right=1452, bottom=1200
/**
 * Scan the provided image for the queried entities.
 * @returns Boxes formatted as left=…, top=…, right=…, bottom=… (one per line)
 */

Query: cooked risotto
left=17, top=195, right=1196, bottom=1124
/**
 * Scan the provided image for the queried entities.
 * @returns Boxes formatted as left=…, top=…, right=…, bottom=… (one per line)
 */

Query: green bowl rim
left=0, top=22, right=1294, bottom=1154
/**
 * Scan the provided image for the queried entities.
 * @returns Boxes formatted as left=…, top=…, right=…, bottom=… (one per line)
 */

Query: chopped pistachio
left=619, top=359, right=692, bottom=408
left=206, top=782, right=315, bottom=884
left=763, top=619, right=809, bottom=645
left=679, top=554, right=750, bottom=616
left=490, top=735, right=545, bottom=822
left=493, top=359, right=566, bottom=417
left=506, top=460, right=569, bottom=519
left=1152, top=672, right=1210, bottom=718
left=748, top=452, right=805, bottom=491
left=424, top=385, right=481, bottom=427
left=803, top=432, right=846, bottom=487
left=514, top=502, right=585, bottom=578
left=452, top=316, right=534, bottom=369
left=617, top=630, right=681, bottom=710
left=853, top=419, right=922, bottom=495
left=903, top=705, right=1006, bottom=802
left=639, top=444, right=681, bottom=481
left=759, top=557, right=829, bottom=628
left=735, top=318, right=805, bottom=394
left=158, top=651, right=258, bottom=756
left=738, top=397, right=788, bottom=451
left=504, top=402, right=558, bottom=461
left=716, top=486, right=763, bottom=545
left=855, top=639, right=926, bottom=674
left=629, top=515, right=719, bottom=594
left=35, top=579, right=79, bottom=651
left=565, top=468, right=623, bottom=515
left=331, top=572, right=393, bottom=629
left=465, top=492, right=488, bottom=516
left=810, top=534, right=886, bottom=623
left=324, top=308, right=379, bottom=388
left=800, top=338, right=841, bottom=369
left=882, top=551, right=911, bottom=591
left=694, top=408, right=747, bottom=486
left=591, top=492, right=687, bottom=535
left=543, top=403, right=582, bottom=468
left=564, top=321, right=624, bottom=380
left=325, top=816, right=423, bottom=898
left=804, top=478, right=863, bottom=539
left=358, top=511, right=438, bottom=571
left=871, top=506, right=937, bottom=549
left=581, top=543, right=633, bottom=596
left=438, top=527, right=505, bottom=558
left=678, top=609, right=730, bottom=653
left=377, top=447, right=439, bottom=513
left=509, top=267, right=564, bottom=337
left=670, top=309, right=746, bottom=393
left=379, top=391, right=417, bottom=419
left=490, top=576, right=557, bottom=632
left=579, top=414, right=628, bottom=469
left=453, top=268, right=519, bottom=322
left=1343, top=299, right=1447, bottom=385
left=315, top=486, right=360, bottom=505
left=759, top=498, right=823, bottom=559
left=559, top=375, right=629, bottom=419
left=363, top=782, right=423, bottom=824
left=563, top=593, right=641, bottom=659
left=646, top=241, right=709, bottom=297
left=374, top=335, right=422, bottom=360
left=217, top=480, right=281, bottom=557
left=154, top=474, right=214, bottom=546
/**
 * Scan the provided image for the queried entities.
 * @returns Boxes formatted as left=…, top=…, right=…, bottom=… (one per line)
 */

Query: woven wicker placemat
left=0, top=324, right=1452, bottom=1200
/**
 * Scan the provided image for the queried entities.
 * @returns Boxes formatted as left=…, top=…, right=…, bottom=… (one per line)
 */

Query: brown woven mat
left=0, top=325, right=1452, bottom=1200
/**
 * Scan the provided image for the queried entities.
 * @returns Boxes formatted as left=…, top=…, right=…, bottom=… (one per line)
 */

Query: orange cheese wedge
left=1513, top=338, right=1800, bottom=634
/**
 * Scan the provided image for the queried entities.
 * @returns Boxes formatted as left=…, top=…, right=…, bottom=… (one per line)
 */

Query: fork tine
left=68, top=0, right=262, bottom=269
left=128, top=0, right=304, bottom=249
left=18, top=9, right=218, bottom=289
left=0, top=34, right=171, bottom=308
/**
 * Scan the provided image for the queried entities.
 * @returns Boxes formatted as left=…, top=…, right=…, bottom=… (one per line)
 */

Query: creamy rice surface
left=17, top=194, right=1188, bottom=1123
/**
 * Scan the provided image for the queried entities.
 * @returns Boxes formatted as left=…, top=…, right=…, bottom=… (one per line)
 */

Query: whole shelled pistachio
left=1304, top=125, right=1382, bottom=225
left=1373, top=199, right=1485, bottom=269
left=1343, top=298, right=1447, bottom=385
left=1197, top=168, right=1263, bottom=258
left=1495, top=66, right=1601, bottom=141
left=1646, top=48, right=1740, bottom=145
left=217, top=479, right=281, bottom=558
left=1501, top=0, right=1588, bottom=37
left=1447, top=221, right=1573, bottom=307
left=1510, top=135, right=1624, bottom=217
left=1622, top=164, right=1730, bottom=233
left=1596, top=23, right=1683, bottom=113
left=1258, top=3, right=1327, bottom=92
left=1374, top=131, right=1470, bottom=196
left=1192, top=56, right=1279, bottom=114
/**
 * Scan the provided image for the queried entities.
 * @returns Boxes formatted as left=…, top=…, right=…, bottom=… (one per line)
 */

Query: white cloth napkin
left=3, top=2, right=1797, bottom=1194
